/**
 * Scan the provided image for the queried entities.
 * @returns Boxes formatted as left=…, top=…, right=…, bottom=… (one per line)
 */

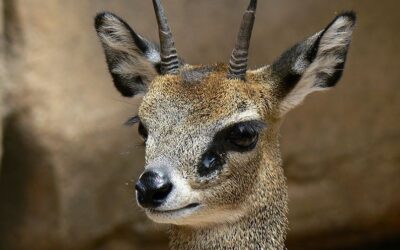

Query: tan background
left=0, top=0, right=399, bottom=249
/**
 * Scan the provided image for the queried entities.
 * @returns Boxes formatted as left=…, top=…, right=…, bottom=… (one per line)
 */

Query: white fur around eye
left=221, top=108, right=261, bottom=128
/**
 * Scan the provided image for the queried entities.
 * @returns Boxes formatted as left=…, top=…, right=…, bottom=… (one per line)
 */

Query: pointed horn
left=152, top=0, right=180, bottom=74
left=227, top=0, right=257, bottom=80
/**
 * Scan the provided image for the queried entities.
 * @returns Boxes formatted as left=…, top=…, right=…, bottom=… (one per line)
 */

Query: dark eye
left=138, top=122, right=148, bottom=141
left=227, top=123, right=260, bottom=150
left=198, top=151, right=225, bottom=177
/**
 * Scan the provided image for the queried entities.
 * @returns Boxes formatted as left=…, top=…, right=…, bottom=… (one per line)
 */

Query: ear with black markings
left=95, top=12, right=161, bottom=97
left=271, top=12, right=356, bottom=115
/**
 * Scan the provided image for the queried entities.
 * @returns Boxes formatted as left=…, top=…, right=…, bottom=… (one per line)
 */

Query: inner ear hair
left=95, top=12, right=161, bottom=97
left=270, top=11, right=356, bottom=115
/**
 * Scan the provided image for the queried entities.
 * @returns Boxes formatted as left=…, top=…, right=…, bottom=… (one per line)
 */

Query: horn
left=152, top=0, right=180, bottom=74
left=227, top=0, right=257, bottom=80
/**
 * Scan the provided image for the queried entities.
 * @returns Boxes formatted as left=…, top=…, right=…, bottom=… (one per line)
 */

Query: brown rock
left=0, top=0, right=167, bottom=249
left=0, top=0, right=4, bottom=172
left=0, top=0, right=398, bottom=250
left=281, top=1, right=400, bottom=248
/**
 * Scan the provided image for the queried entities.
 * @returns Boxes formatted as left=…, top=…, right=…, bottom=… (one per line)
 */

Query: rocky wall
left=0, top=1, right=398, bottom=249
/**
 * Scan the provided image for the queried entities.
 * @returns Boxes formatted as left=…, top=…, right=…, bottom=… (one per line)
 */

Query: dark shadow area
left=0, top=112, right=62, bottom=250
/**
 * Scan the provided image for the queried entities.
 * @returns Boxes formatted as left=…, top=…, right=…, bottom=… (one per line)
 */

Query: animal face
left=136, top=65, right=275, bottom=225
left=95, top=0, right=355, bottom=226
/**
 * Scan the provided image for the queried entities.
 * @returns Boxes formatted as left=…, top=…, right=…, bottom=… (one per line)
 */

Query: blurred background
left=0, top=0, right=399, bottom=249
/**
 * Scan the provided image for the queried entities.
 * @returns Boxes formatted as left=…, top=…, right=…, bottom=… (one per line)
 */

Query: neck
left=169, top=153, right=288, bottom=250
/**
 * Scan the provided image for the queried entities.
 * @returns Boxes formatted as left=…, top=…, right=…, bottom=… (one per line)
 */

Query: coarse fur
left=95, top=4, right=356, bottom=250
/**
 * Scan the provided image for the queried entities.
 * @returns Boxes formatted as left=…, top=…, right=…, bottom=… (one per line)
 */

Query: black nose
left=135, top=170, right=173, bottom=208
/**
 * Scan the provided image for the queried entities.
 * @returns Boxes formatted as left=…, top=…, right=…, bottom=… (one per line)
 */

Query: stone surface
left=0, top=0, right=3, bottom=172
left=0, top=0, right=399, bottom=250
left=281, top=1, right=400, bottom=248
left=0, top=1, right=167, bottom=249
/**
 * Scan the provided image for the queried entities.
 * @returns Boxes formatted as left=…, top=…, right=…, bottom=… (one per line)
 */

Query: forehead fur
left=139, top=64, right=276, bottom=125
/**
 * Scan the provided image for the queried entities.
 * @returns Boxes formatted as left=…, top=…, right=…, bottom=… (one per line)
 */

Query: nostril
left=152, top=182, right=173, bottom=202
left=135, top=182, right=146, bottom=203
left=135, top=182, right=145, bottom=194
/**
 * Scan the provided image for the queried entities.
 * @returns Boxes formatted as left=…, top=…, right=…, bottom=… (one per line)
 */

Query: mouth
left=148, top=203, right=200, bottom=214
left=145, top=203, right=202, bottom=224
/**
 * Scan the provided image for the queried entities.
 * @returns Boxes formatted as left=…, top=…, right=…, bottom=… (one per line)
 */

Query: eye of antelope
left=226, top=121, right=265, bottom=151
left=197, top=120, right=266, bottom=178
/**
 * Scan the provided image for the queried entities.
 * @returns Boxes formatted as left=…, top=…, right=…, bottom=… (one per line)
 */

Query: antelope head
left=95, top=0, right=356, bottom=226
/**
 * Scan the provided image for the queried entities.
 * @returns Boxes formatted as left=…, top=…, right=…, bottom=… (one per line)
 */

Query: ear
left=271, top=12, right=356, bottom=115
left=95, top=12, right=161, bottom=97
